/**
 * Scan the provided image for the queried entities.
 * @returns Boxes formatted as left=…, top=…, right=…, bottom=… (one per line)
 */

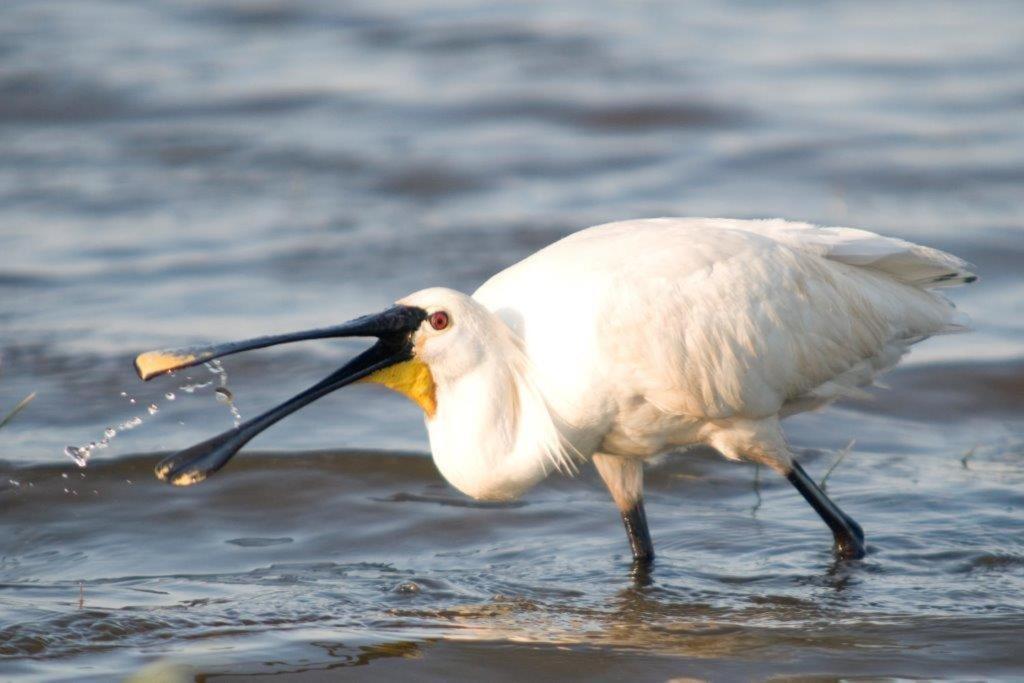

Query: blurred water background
left=1, top=1, right=1023, bottom=680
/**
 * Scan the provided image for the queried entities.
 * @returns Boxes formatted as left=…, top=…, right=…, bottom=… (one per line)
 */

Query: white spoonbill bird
left=135, top=218, right=976, bottom=562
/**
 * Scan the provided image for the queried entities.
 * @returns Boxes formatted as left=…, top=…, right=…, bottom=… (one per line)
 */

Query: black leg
left=621, top=499, right=655, bottom=564
left=786, top=460, right=866, bottom=559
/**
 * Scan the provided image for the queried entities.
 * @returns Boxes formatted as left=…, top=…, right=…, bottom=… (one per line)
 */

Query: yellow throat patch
left=360, top=358, right=437, bottom=417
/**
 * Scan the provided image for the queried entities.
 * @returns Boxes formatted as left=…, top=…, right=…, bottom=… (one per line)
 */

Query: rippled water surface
left=2, top=1, right=1023, bottom=680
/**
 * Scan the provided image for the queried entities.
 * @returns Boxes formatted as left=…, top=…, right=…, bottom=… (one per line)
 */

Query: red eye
left=429, top=311, right=450, bottom=331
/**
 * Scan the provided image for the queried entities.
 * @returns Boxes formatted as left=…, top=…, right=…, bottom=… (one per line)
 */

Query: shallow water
left=2, top=0, right=1023, bottom=680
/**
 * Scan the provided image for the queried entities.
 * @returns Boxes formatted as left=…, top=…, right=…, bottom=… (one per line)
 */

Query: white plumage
left=406, top=218, right=973, bottom=506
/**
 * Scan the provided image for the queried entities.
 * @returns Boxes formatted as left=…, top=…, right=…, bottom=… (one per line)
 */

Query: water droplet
left=206, top=361, right=241, bottom=426
left=104, top=427, right=116, bottom=438
left=179, top=381, right=212, bottom=394
left=165, top=392, right=176, bottom=401
left=8, top=479, right=20, bottom=487
left=121, top=416, right=143, bottom=430
left=61, top=473, right=69, bottom=479
left=147, top=403, right=159, bottom=415
left=129, top=398, right=137, bottom=404
left=119, top=391, right=127, bottom=397
left=64, top=446, right=89, bottom=467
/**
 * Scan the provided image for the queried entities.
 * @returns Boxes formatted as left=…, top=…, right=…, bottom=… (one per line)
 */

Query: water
left=1, top=0, right=1023, bottom=680
left=208, top=362, right=243, bottom=426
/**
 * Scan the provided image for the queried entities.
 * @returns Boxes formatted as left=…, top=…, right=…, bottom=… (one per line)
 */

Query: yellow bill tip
left=170, top=470, right=206, bottom=486
left=134, top=350, right=198, bottom=381
left=153, top=461, right=206, bottom=486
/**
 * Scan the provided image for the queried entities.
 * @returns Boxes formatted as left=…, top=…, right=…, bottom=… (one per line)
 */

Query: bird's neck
left=425, top=331, right=575, bottom=502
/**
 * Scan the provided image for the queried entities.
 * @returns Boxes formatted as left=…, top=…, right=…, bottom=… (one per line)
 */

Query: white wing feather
left=732, top=218, right=977, bottom=288
left=475, top=218, right=975, bottom=430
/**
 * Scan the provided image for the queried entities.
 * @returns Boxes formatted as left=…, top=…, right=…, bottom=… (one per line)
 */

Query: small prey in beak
left=135, top=305, right=426, bottom=486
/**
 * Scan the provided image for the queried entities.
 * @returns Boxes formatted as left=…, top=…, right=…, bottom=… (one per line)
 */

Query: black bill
left=134, top=305, right=426, bottom=486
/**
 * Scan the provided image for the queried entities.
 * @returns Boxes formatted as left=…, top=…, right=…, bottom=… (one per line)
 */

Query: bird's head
left=134, top=287, right=502, bottom=485
left=390, top=287, right=502, bottom=395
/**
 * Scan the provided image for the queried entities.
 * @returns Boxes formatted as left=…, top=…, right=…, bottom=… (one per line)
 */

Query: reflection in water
left=375, top=491, right=529, bottom=509
left=629, top=559, right=655, bottom=588
left=312, top=640, right=424, bottom=669
left=750, top=464, right=763, bottom=518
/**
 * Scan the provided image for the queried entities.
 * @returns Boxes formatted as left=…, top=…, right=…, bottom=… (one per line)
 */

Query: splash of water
left=63, top=445, right=89, bottom=467
left=64, top=363, right=242, bottom=469
left=206, top=360, right=242, bottom=427
left=64, top=390, right=163, bottom=468
left=178, top=381, right=212, bottom=394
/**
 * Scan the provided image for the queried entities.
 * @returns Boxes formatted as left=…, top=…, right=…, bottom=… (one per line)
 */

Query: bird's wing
left=475, top=218, right=974, bottom=422
left=728, top=218, right=976, bottom=288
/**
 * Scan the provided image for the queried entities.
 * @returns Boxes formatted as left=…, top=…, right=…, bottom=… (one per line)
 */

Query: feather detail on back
left=688, top=218, right=977, bottom=411
left=734, top=218, right=978, bottom=289
left=476, top=217, right=978, bottom=435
